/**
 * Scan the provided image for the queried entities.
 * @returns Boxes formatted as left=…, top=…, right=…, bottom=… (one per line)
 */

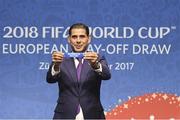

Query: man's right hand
left=52, top=51, right=64, bottom=71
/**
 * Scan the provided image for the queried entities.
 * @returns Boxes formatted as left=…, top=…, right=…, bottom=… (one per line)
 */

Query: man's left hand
left=84, top=52, right=99, bottom=68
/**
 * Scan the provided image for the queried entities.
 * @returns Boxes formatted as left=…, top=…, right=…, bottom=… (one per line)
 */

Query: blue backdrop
left=0, top=0, right=180, bottom=119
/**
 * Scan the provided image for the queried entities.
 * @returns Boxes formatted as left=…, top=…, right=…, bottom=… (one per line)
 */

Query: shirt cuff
left=94, top=63, right=102, bottom=73
left=51, top=64, right=60, bottom=76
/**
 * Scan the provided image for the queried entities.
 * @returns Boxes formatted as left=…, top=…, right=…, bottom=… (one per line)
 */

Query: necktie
left=77, top=58, right=82, bottom=81
left=76, top=58, right=82, bottom=114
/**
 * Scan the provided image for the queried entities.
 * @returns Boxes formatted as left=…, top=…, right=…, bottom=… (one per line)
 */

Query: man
left=46, top=23, right=111, bottom=119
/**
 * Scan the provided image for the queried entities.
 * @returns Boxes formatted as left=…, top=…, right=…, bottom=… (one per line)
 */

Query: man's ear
left=67, top=36, right=70, bottom=43
left=88, top=36, right=91, bottom=44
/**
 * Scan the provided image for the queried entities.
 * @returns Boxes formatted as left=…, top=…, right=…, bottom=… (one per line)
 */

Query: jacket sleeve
left=46, top=63, right=61, bottom=83
left=97, top=55, right=111, bottom=80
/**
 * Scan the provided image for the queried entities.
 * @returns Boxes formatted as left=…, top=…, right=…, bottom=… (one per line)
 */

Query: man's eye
left=80, top=35, right=86, bottom=38
left=72, top=36, right=77, bottom=39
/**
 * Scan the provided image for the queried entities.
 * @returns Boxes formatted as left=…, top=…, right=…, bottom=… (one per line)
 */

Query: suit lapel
left=64, top=58, right=79, bottom=92
left=79, top=60, right=90, bottom=91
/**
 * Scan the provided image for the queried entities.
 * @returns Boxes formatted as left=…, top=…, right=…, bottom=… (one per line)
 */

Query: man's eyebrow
left=71, top=35, right=86, bottom=37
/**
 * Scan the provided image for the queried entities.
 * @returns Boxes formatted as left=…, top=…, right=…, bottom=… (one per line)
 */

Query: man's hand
left=52, top=51, right=64, bottom=71
left=84, top=52, right=100, bottom=69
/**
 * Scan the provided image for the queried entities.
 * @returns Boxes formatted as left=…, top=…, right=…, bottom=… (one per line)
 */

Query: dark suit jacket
left=46, top=55, right=111, bottom=119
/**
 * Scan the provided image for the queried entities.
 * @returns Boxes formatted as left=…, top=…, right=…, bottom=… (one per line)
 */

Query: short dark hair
left=69, top=23, right=89, bottom=36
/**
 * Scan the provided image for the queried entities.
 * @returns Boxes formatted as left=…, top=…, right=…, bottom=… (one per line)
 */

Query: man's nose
left=76, top=37, right=81, bottom=43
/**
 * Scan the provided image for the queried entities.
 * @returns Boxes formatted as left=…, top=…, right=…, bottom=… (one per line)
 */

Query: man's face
left=68, top=28, right=90, bottom=52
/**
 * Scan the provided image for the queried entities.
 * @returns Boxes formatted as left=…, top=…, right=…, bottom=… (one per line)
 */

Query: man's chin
left=71, top=46, right=87, bottom=52
left=74, top=49, right=83, bottom=52
left=73, top=48, right=84, bottom=52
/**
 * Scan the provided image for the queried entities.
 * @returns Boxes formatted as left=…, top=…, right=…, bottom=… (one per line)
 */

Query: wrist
left=91, top=61, right=100, bottom=69
left=53, top=63, right=60, bottom=71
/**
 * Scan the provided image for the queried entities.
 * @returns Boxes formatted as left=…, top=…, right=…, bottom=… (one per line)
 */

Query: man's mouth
left=75, top=45, right=83, bottom=49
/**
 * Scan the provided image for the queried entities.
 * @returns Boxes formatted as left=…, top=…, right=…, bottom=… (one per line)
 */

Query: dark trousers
left=53, top=111, right=106, bottom=120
